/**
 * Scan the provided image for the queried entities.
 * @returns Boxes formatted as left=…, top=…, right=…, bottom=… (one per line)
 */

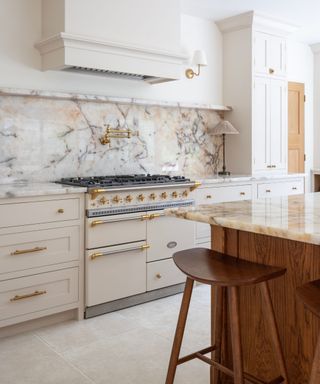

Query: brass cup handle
left=10, top=290, right=47, bottom=302
left=11, top=246, right=47, bottom=256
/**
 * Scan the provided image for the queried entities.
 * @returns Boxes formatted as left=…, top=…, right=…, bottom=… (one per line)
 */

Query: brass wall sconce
left=100, top=125, right=139, bottom=146
left=185, top=50, right=208, bottom=79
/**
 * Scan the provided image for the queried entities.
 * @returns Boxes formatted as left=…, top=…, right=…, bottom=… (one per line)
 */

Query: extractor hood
left=35, top=0, right=187, bottom=84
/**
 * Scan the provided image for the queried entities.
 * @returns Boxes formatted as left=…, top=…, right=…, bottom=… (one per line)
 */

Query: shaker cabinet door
left=254, top=31, right=286, bottom=78
left=270, top=79, right=287, bottom=171
left=253, top=77, right=270, bottom=171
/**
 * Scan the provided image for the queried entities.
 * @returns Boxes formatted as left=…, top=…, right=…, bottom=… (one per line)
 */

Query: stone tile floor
left=0, top=285, right=211, bottom=384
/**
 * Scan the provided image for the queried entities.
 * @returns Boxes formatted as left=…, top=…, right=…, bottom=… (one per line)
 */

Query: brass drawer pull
left=141, top=214, right=150, bottom=221
left=57, top=208, right=64, bottom=213
left=90, top=244, right=150, bottom=260
left=10, top=290, right=47, bottom=302
left=240, top=192, right=246, bottom=196
left=267, top=165, right=272, bottom=168
left=11, top=246, right=47, bottom=256
left=206, top=195, right=212, bottom=199
left=266, top=189, right=271, bottom=193
left=292, top=187, right=298, bottom=190
left=269, top=68, right=275, bottom=74
left=149, top=213, right=162, bottom=220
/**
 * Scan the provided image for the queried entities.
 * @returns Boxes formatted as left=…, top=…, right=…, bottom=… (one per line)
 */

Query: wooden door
left=288, top=82, right=305, bottom=173
left=270, top=79, right=287, bottom=171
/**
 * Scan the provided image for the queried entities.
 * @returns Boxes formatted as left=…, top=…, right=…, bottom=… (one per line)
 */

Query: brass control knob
left=182, top=190, right=189, bottom=197
left=99, top=197, right=107, bottom=205
left=138, top=194, right=145, bottom=202
left=149, top=193, right=156, bottom=200
left=161, top=192, right=168, bottom=199
left=113, top=195, right=121, bottom=203
left=125, top=195, right=133, bottom=203
left=172, top=191, right=178, bottom=198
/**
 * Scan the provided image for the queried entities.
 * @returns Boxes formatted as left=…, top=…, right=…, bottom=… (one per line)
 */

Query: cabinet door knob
left=156, top=273, right=162, bottom=279
left=269, top=68, right=275, bottom=74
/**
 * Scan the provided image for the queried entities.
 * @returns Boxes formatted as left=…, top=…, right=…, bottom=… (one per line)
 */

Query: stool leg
left=260, top=281, right=289, bottom=383
left=310, top=333, right=320, bottom=384
left=228, top=286, right=244, bottom=384
left=165, top=277, right=194, bottom=384
left=211, top=286, right=224, bottom=384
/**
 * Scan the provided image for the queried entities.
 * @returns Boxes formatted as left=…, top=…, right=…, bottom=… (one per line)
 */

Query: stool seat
left=297, top=279, right=320, bottom=318
left=173, top=248, right=286, bottom=287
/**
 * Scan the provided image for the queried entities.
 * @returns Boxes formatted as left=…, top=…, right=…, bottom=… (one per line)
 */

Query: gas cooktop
left=58, top=174, right=192, bottom=188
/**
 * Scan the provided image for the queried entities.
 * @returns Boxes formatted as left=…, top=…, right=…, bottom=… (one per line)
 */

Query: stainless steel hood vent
left=62, top=66, right=170, bottom=84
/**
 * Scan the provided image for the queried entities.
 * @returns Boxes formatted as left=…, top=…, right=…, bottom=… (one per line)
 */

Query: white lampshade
left=211, top=120, right=239, bottom=135
left=192, top=50, right=208, bottom=67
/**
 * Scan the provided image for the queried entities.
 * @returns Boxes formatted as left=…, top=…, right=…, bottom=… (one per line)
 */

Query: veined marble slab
left=0, top=87, right=231, bottom=112
left=166, top=192, right=320, bottom=245
left=0, top=182, right=86, bottom=199
left=0, top=92, right=222, bottom=183
left=199, top=173, right=306, bottom=185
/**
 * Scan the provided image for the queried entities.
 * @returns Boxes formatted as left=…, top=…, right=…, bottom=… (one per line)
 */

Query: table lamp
left=211, top=120, right=239, bottom=176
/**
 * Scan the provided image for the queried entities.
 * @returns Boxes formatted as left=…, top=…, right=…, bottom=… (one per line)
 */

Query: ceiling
left=181, top=0, right=320, bottom=44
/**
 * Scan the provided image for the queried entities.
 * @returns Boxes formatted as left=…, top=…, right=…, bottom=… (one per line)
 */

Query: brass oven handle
left=90, top=244, right=150, bottom=260
left=141, top=214, right=151, bottom=221
left=91, top=215, right=145, bottom=226
left=190, top=181, right=202, bottom=191
left=10, top=290, right=47, bottom=302
left=149, top=213, right=162, bottom=220
left=11, top=246, right=47, bottom=256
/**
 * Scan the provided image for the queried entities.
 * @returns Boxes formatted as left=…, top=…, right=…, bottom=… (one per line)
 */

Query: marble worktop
left=0, top=182, right=86, bottom=199
left=166, top=192, right=320, bottom=245
left=199, top=173, right=306, bottom=185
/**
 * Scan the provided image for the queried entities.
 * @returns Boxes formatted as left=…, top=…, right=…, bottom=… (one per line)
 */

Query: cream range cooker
left=59, top=175, right=199, bottom=318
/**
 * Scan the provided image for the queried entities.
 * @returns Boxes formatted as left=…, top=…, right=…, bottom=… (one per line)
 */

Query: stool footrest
left=177, top=345, right=216, bottom=365
left=179, top=347, right=284, bottom=384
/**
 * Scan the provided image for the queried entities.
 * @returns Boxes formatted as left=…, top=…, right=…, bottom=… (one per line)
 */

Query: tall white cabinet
left=217, top=12, right=296, bottom=175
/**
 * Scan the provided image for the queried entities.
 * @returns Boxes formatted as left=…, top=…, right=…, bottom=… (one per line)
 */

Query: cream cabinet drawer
left=258, top=179, right=304, bottom=198
left=0, top=198, right=80, bottom=228
left=0, top=268, right=78, bottom=321
left=197, top=184, right=252, bottom=205
left=86, top=242, right=147, bottom=306
left=86, top=212, right=146, bottom=249
left=147, top=258, right=185, bottom=291
left=0, top=226, right=80, bottom=276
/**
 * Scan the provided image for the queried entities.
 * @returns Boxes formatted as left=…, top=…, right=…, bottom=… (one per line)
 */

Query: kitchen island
left=166, top=192, right=320, bottom=384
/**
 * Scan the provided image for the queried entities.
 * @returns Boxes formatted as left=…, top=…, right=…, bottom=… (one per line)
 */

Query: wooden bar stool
left=297, top=279, right=320, bottom=384
left=165, top=248, right=288, bottom=384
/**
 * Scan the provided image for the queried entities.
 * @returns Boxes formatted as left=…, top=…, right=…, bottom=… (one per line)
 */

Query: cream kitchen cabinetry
left=0, top=193, right=84, bottom=329
left=217, top=11, right=294, bottom=175
left=254, top=31, right=286, bottom=78
left=253, top=77, right=287, bottom=172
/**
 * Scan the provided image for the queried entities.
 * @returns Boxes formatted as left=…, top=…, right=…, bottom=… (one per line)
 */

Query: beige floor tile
left=63, top=327, right=209, bottom=384
left=35, top=311, right=138, bottom=354
left=0, top=333, right=93, bottom=384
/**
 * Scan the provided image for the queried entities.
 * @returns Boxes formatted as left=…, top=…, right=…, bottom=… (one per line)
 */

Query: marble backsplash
left=0, top=92, right=223, bottom=183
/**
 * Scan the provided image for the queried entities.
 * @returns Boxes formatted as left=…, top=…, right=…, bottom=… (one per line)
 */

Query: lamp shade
left=211, top=120, right=239, bottom=135
left=192, top=50, right=208, bottom=66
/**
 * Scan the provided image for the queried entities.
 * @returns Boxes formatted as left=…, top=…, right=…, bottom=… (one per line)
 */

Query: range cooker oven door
left=146, top=210, right=195, bottom=262
left=86, top=212, right=147, bottom=249
left=86, top=241, right=148, bottom=306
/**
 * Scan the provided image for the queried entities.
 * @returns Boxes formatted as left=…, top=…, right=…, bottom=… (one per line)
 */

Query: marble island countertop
left=166, top=192, right=320, bottom=245
left=0, top=182, right=86, bottom=199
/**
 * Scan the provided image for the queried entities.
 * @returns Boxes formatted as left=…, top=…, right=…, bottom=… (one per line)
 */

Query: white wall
left=287, top=39, right=314, bottom=191
left=0, top=0, right=223, bottom=105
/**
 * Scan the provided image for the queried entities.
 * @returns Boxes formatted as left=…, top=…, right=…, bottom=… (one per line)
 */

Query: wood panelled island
left=166, top=193, right=320, bottom=384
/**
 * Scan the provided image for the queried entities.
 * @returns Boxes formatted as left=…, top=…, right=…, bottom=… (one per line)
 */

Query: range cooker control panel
left=86, top=187, right=195, bottom=210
